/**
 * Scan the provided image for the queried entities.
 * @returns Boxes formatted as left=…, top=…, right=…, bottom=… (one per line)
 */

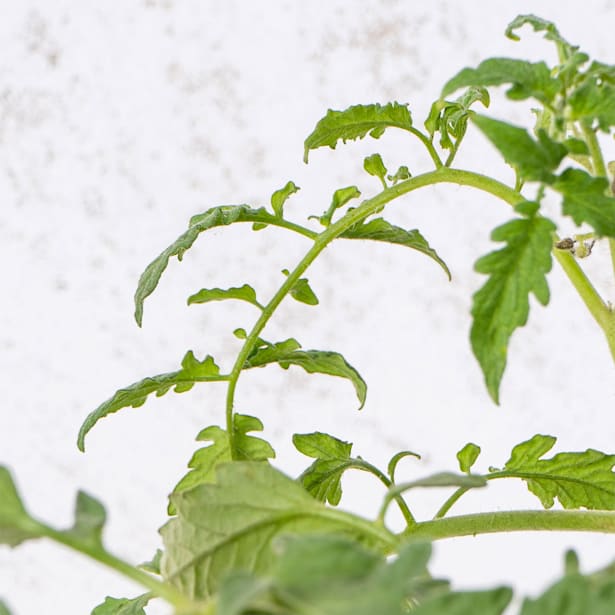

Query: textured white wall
left=2, top=1, right=615, bottom=613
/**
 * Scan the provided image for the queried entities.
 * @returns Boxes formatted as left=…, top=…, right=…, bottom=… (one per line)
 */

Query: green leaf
left=293, top=432, right=353, bottom=505
left=161, top=462, right=393, bottom=600
left=66, top=492, right=106, bottom=548
left=169, top=414, right=275, bottom=513
left=505, top=14, right=573, bottom=52
left=503, top=434, right=615, bottom=510
left=304, top=102, right=412, bottom=162
left=187, top=284, right=262, bottom=309
left=271, top=180, right=300, bottom=218
left=457, top=443, right=481, bottom=474
left=78, top=351, right=223, bottom=451
left=387, top=165, right=411, bottom=184
left=413, top=588, right=512, bottom=615
left=569, top=81, right=615, bottom=130
left=314, top=185, right=361, bottom=227
left=471, top=115, right=567, bottom=181
left=553, top=168, right=615, bottom=237
left=442, top=58, right=560, bottom=104
left=245, top=338, right=367, bottom=409
left=282, top=269, right=319, bottom=306
left=364, top=153, right=388, bottom=185
left=0, top=467, right=39, bottom=547
left=0, top=601, right=11, bottom=615
left=134, top=205, right=299, bottom=326
left=340, top=217, right=451, bottom=280
left=471, top=202, right=556, bottom=403
left=91, top=594, right=151, bottom=615
left=139, top=549, right=162, bottom=574
left=217, top=574, right=272, bottom=615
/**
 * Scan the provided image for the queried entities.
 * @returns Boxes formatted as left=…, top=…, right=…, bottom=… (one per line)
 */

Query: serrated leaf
left=271, top=180, right=300, bottom=218
left=503, top=434, right=615, bottom=510
left=387, top=165, right=411, bottom=184
left=505, top=14, right=573, bottom=51
left=472, top=115, right=567, bottom=182
left=304, top=102, right=412, bottom=162
left=134, top=205, right=294, bottom=326
left=91, top=594, right=151, bottom=615
left=245, top=339, right=367, bottom=409
left=364, top=153, right=388, bottom=185
left=0, top=467, right=39, bottom=547
left=569, top=81, right=615, bottom=131
left=553, top=168, right=615, bottom=237
left=341, top=217, right=451, bottom=279
left=169, top=414, right=275, bottom=513
left=471, top=202, right=556, bottom=403
left=457, top=443, right=481, bottom=474
left=294, top=432, right=353, bottom=505
left=187, top=284, right=262, bottom=309
left=78, top=351, right=223, bottom=451
left=282, top=269, right=319, bottom=306
left=413, top=588, right=512, bottom=615
left=315, top=185, right=362, bottom=226
left=442, top=58, right=560, bottom=104
left=161, top=462, right=393, bottom=600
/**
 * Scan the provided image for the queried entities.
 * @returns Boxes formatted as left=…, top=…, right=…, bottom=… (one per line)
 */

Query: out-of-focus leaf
left=472, top=115, right=567, bottom=181
left=161, top=462, right=394, bottom=600
left=0, top=601, right=12, bottom=615
left=340, top=217, right=451, bottom=279
left=169, top=414, right=275, bottom=513
left=139, top=549, right=162, bottom=574
left=78, top=351, right=224, bottom=451
left=90, top=594, right=151, bottom=615
left=387, top=450, right=421, bottom=483
left=271, top=180, right=300, bottom=218
left=553, top=168, right=615, bottom=237
left=457, top=443, right=481, bottom=474
left=293, top=432, right=353, bottom=505
left=505, top=14, right=574, bottom=54
left=0, top=467, right=40, bottom=547
left=471, top=201, right=555, bottom=403
left=412, top=588, right=512, bottom=615
left=304, top=102, right=413, bottom=162
left=187, top=284, right=262, bottom=309
left=442, top=58, right=560, bottom=104
left=503, top=434, right=615, bottom=510
left=66, top=492, right=106, bottom=548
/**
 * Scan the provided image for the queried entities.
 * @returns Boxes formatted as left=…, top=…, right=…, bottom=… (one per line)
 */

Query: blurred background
left=2, top=1, right=615, bottom=613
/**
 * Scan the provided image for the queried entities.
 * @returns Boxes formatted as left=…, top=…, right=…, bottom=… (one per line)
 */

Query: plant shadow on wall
left=4, top=13, right=615, bottom=615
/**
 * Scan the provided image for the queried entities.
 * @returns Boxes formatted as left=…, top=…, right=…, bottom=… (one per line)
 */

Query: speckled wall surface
left=3, top=1, right=615, bottom=613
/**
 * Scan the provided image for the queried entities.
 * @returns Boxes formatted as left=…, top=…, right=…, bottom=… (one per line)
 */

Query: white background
left=2, top=1, right=615, bottom=613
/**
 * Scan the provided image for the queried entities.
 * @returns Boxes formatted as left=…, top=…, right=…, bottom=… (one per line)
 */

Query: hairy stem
left=407, top=126, right=443, bottom=168
left=404, top=509, right=615, bottom=542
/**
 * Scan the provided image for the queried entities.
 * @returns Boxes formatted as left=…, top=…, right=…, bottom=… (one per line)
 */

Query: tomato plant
left=4, top=14, right=615, bottom=614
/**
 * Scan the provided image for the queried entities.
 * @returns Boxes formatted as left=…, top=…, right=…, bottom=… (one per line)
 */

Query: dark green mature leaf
left=442, top=58, right=560, bottom=104
left=0, top=467, right=39, bottom=547
left=471, top=201, right=556, bottom=403
left=413, top=588, right=512, bottom=615
left=340, top=217, right=451, bottom=279
left=170, top=414, right=275, bottom=512
left=134, top=205, right=303, bottom=326
left=304, top=102, right=413, bottom=162
left=294, top=432, right=353, bottom=505
left=503, top=434, right=615, bottom=510
left=187, top=284, right=262, bottom=309
left=91, top=594, right=151, bottom=615
left=161, top=462, right=393, bottom=600
left=245, top=338, right=367, bottom=409
left=271, top=180, right=300, bottom=218
left=457, top=443, right=481, bottom=474
left=472, top=115, right=567, bottom=181
left=78, top=351, right=224, bottom=451
left=553, top=168, right=615, bottom=237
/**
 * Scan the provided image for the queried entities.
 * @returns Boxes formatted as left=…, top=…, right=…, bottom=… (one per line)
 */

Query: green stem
left=404, top=509, right=615, bottom=542
left=225, top=166, right=614, bottom=452
left=407, top=126, right=443, bottom=168
left=36, top=524, right=193, bottom=610
left=353, top=458, right=416, bottom=526
left=434, top=487, right=471, bottom=519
